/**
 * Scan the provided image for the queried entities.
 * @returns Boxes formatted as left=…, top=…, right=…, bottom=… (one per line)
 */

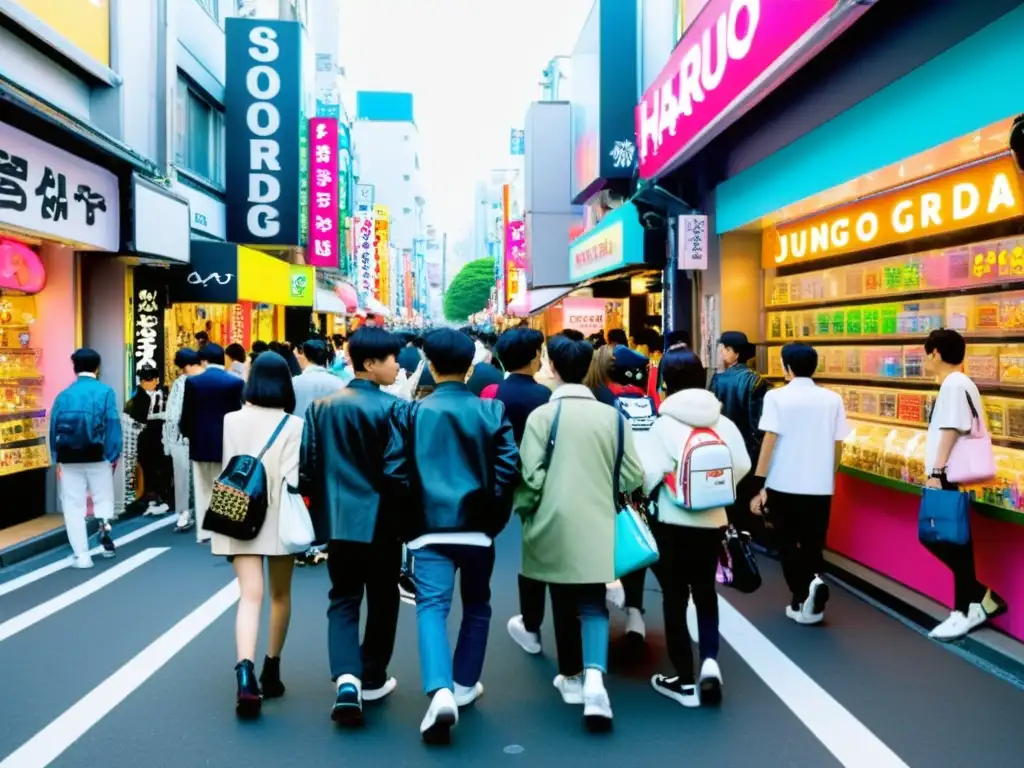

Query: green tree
left=443, top=257, right=495, bottom=321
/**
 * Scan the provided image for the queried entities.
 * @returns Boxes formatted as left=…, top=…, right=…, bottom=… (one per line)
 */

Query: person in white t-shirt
left=921, top=329, right=1007, bottom=641
left=750, top=343, right=850, bottom=626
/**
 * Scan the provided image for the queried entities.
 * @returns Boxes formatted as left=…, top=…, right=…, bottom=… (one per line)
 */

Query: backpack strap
left=256, top=415, right=291, bottom=461
left=540, top=401, right=562, bottom=471
left=612, top=413, right=624, bottom=511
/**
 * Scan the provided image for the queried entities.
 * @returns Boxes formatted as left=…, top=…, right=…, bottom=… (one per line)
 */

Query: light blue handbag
left=612, top=415, right=660, bottom=578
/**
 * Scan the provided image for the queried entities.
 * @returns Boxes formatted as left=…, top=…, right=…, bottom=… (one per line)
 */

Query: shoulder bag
left=202, top=415, right=290, bottom=541
left=612, top=414, right=660, bottom=578
left=945, top=392, right=995, bottom=484
left=279, top=479, right=316, bottom=553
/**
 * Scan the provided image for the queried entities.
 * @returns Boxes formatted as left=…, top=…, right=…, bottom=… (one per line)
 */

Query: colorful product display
left=0, top=294, right=49, bottom=477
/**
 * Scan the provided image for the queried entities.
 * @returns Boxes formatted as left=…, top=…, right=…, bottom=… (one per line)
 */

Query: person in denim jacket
left=50, top=348, right=123, bottom=568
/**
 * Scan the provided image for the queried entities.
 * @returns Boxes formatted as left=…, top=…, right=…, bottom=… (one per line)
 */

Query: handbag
left=612, top=414, right=659, bottom=578
left=918, top=486, right=971, bottom=546
left=279, top=479, right=316, bottom=553
left=945, top=392, right=996, bottom=484
left=202, top=415, right=290, bottom=540
left=716, top=525, right=762, bottom=593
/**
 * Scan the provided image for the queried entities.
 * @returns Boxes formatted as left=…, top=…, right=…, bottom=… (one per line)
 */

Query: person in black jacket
left=385, top=328, right=519, bottom=744
left=300, top=327, right=404, bottom=726
left=709, top=331, right=770, bottom=541
left=481, top=327, right=550, bottom=442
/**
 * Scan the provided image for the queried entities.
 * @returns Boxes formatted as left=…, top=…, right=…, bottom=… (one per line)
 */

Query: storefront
left=641, top=2, right=1024, bottom=641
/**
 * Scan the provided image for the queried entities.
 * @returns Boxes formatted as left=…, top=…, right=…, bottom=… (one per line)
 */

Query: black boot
left=235, top=659, right=262, bottom=719
left=259, top=656, right=286, bottom=699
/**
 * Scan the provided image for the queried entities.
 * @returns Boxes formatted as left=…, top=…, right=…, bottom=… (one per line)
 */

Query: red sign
left=897, top=394, right=923, bottom=424
left=635, top=0, right=837, bottom=179
left=0, top=238, right=46, bottom=294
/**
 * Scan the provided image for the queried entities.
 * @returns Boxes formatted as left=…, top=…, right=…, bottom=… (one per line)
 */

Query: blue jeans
left=412, top=544, right=495, bottom=695
left=549, top=583, right=609, bottom=674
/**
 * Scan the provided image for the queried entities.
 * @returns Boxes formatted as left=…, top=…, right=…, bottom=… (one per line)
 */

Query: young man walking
left=164, top=348, right=202, bottom=529
left=300, top=327, right=404, bottom=725
left=386, top=328, right=519, bottom=744
left=50, top=348, right=123, bottom=568
left=751, top=343, right=849, bottom=625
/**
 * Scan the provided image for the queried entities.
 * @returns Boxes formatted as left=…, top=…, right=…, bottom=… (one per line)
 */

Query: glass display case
left=0, top=294, right=49, bottom=477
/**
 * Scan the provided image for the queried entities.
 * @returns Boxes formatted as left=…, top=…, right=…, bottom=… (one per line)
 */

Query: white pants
left=192, top=460, right=220, bottom=543
left=60, top=462, right=114, bottom=558
left=170, top=444, right=192, bottom=515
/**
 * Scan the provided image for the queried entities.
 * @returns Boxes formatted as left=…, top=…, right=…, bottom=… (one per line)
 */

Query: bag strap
left=256, top=415, right=291, bottom=461
left=612, top=413, right=624, bottom=511
left=541, top=401, right=562, bottom=471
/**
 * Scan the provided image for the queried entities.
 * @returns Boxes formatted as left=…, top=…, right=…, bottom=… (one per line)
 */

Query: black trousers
left=922, top=478, right=988, bottom=613
left=621, top=567, right=646, bottom=611
left=767, top=490, right=832, bottom=603
left=326, top=538, right=403, bottom=686
left=518, top=574, right=583, bottom=675
left=650, top=524, right=723, bottom=684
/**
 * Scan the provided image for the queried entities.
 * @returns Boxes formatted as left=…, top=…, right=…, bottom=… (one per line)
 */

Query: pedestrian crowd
left=47, top=321, right=1007, bottom=743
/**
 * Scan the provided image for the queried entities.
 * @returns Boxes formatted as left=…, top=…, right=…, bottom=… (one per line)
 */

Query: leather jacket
left=709, top=363, right=769, bottom=462
left=299, top=379, right=400, bottom=544
left=385, top=381, right=519, bottom=541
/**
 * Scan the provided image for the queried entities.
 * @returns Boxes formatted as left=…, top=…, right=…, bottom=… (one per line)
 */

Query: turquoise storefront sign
left=569, top=202, right=644, bottom=282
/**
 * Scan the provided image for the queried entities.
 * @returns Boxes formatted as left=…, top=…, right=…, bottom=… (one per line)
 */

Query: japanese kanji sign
left=132, top=268, right=166, bottom=386
left=353, top=213, right=376, bottom=306
left=373, top=204, right=390, bottom=306
left=307, top=118, right=339, bottom=268
left=0, top=121, right=119, bottom=251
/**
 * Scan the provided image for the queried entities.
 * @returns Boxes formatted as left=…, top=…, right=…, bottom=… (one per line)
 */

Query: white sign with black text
left=0, top=121, right=120, bottom=251
left=170, top=180, right=227, bottom=239
left=678, top=214, right=709, bottom=271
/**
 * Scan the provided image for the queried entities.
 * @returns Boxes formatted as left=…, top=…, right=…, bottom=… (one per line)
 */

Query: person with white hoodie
left=636, top=348, right=751, bottom=708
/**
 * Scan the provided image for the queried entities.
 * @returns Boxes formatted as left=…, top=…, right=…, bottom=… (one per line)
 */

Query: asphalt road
left=0, top=520, right=1020, bottom=768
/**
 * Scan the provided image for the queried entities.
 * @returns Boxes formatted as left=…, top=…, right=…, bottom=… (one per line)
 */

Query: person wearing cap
left=709, top=331, right=769, bottom=540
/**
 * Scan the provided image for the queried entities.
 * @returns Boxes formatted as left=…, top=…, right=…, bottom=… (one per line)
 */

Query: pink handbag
left=945, top=393, right=996, bottom=484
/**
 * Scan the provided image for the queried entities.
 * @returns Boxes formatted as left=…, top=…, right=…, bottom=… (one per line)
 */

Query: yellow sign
left=14, top=0, right=110, bottom=67
left=765, top=156, right=1024, bottom=268
left=374, top=205, right=390, bottom=307
left=237, top=246, right=290, bottom=305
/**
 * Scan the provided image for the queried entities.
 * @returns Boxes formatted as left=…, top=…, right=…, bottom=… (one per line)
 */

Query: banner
left=308, top=118, right=339, bottom=267
left=562, top=297, right=607, bottom=337
left=353, top=214, right=376, bottom=305
left=374, top=205, right=390, bottom=307
left=132, top=268, right=166, bottom=387
left=504, top=219, right=526, bottom=307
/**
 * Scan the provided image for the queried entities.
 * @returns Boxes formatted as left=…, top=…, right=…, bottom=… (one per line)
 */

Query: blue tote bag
left=612, top=415, right=659, bottom=578
left=918, top=487, right=971, bottom=546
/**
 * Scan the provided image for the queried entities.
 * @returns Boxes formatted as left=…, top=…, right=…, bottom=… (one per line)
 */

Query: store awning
left=168, top=241, right=312, bottom=306
left=568, top=202, right=646, bottom=283
left=315, top=287, right=348, bottom=314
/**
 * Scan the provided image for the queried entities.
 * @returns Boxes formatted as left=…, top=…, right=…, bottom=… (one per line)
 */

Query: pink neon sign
left=636, top=0, right=836, bottom=179
left=0, top=238, right=46, bottom=294
left=308, top=118, right=340, bottom=268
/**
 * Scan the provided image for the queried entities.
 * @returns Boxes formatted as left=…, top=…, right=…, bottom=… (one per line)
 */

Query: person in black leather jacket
left=299, top=326, right=405, bottom=726
left=709, top=331, right=770, bottom=540
left=385, top=328, right=519, bottom=744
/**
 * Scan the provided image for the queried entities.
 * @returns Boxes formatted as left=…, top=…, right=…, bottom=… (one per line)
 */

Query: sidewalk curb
left=0, top=508, right=146, bottom=569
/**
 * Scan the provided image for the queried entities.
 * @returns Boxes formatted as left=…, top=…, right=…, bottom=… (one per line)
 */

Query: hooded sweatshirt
left=636, top=388, right=752, bottom=528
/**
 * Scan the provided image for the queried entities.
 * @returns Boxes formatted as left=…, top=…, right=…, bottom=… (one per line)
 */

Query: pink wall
left=829, top=473, right=1024, bottom=642
left=33, top=244, right=78, bottom=412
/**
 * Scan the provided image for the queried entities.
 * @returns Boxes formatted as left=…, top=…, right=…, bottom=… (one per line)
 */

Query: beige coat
left=514, top=384, right=644, bottom=584
left=211, top=404, right=304, bottom=557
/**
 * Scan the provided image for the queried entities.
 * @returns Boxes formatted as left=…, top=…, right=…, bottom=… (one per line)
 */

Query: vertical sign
left=132, top=268, right=165, bottom=387
left=225, top=18, right=303, bottom=246
left=373, top=204, right=390, bottom=307
left=510, top=128, right=525, bottom=155
left=308, top=117, right=338, bottom=267
left=678, top=214, right=708, bottom=270
left=504, top=219, right=526, bottom=307
left=354, top=213, right=375, bottom=305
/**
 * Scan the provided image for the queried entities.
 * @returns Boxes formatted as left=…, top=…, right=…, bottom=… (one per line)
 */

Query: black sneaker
left=99, top=522, right=115, bottom=558
left=235, top=659, right=262, bottom=719
left=650, top=674, right=699, bottom=708
left=398, top=572, right=416, bottom=605
left=259, top=655, right=285, bottom=699
left=331, top=678, right=364, bottom=727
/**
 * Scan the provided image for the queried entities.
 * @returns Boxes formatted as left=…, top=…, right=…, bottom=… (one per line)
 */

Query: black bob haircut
left=174, top=348, right=200, bottom=369
left=660, top=349, right=705, bottom=396
left=348, top=327, right=402, bottom=373
left=607, top=329, right=628, bottom=346
left=780, top=343, right=818, bottom=378
left=924, top=328, right=966, bottom=366
left=494, top=327, right=544, bottom=372
left=547, top=334, right=594, bottom=384
left=301, top=339, right=330, bottom=367
left=71, top=347, right=101, bottom=374
left=225, top=343, right=246, bottom=363
left=244, top=351, right=296, bottom=414
left=424, top=328, right=475, bottom=375
left=199, top=343, right=226, bottom=366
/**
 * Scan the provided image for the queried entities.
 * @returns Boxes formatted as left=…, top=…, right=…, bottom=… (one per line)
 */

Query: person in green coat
left=514, top=334, right=643, bottom=732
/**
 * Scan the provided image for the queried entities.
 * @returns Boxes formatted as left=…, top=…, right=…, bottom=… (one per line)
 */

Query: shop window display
left=0, top=294, right=49, bottom=477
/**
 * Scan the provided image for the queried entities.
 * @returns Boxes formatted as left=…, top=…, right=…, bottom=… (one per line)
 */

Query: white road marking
left=0, top=548, right=168, bottom=643
left=0, top=516, right=177, bottom=598
left=0, top=580, right=239, bottom=768
left=717, top=597, right=910, bottom=768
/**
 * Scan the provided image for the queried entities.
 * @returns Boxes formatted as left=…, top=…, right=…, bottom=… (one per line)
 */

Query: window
left=173, top=76, right=225, bottom=185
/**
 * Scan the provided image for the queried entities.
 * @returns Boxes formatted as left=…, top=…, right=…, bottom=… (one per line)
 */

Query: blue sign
left=316, top=100, right=341, bottom=118
left=510, top=128, right=525, bottom=156
left=568, top=202, right=644, bottom=282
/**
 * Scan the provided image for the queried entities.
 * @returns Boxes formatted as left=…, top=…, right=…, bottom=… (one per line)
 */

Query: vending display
left=0, top=294, right=49, bottom=477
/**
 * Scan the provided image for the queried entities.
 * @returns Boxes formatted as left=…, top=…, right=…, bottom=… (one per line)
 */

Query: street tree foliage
left=443, top=257, right=495, bottom=321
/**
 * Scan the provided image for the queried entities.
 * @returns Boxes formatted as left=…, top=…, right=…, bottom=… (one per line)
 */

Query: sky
left=338, top=0, right=594, bottom=237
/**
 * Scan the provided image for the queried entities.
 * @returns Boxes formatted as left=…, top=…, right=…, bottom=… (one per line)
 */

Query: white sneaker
left=582, top=669, right=613, bottom=732
left=70, top=555, right=94, bottom=569
left=145, top=502, right=170, bottom=516
left=506, top=615, right=542, bottom=654
left=420, top=688, right=458, bottom=743
left=174, top=511, right=193, bottom=531
left=805, top=576, right=830, bottom=619
left=605, top=581, right=625, bottom=610
left=786, top=601, right=823, bottom=626
left=624, top=607, right=646, bottom=640
left=552, top=674, right=583, bottom=704
left=453, top=682, right=483, bottom=707
left=929, top=610, right=973, bottom=641
left=362, top=676, right=397, bottom=702
left=698, top=658, right=722, bottom=706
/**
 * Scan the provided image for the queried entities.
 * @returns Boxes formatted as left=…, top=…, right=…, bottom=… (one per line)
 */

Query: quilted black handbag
left=717, top=525, right=762, bottom=594
left=202, top=415, right=290, bottom=541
